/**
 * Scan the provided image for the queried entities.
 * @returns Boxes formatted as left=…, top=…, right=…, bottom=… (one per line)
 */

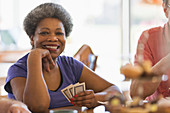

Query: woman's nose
left=47, top=35, right=59, bottom=42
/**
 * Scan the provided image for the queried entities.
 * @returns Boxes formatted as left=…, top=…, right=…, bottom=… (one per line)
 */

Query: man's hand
left=8, top=103, right=31, bottom=113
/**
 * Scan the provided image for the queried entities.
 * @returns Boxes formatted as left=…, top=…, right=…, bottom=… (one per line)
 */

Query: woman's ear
left=30, top=36, right=34, bottom=48
left=163, top=2, right=168, bottom=18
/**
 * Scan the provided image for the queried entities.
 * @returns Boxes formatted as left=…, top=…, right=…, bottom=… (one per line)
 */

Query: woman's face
left=31, top=18, right=66, bottom=58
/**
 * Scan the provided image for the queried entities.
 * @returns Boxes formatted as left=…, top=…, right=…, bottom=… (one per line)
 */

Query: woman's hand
left=71, top=90, right=98, bottom=108
left=41, top=49, right=55, bottom=72
left=31, top=48, right=55, bottom=72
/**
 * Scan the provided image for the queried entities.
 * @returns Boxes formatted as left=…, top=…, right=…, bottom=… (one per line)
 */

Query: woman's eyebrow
left=40, top=28, right=62, bottom=30
left=40, top=27, right=50, bottom=30
left=56, top=28, right=62, bottom=31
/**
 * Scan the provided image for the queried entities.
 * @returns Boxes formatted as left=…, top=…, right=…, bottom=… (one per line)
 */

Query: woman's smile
left=42, top=44, right=60, bottom=51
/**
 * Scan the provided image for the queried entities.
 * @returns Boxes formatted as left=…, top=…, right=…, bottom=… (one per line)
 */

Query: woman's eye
left=39, top=32, right=49, bottom=35
left=56, top=32, right=64, bottom=35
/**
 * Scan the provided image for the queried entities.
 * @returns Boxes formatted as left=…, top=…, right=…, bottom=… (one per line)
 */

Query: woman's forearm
left=24, top=51, right=50, bottom=112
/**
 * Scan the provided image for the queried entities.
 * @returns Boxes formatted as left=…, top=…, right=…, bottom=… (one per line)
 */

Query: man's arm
left=130, top=54, right=170, bottom=99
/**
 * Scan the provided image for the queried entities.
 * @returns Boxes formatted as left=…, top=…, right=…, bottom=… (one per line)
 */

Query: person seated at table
left=4, top=2, right=124, bottom=113
left=0, top=97, right=31, bottom=113
left=130, top=0, right=170, bottom=101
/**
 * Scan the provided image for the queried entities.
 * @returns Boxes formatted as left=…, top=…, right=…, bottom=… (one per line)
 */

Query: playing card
left=68, top=85, right=74, bottom=97
left=74, top=82, right=86, bottom=95
left=61, top=82, right=86, bottom=102
left=65, top=84, right=74, bottom=97
left=61, top=86, right=73, bottom=102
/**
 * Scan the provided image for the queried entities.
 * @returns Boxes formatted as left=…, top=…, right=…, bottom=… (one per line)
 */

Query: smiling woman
left=3, top=2, right=123, bottom=113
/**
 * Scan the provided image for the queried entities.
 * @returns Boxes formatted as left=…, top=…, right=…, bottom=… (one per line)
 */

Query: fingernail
left=74, top=95, right=77, bottom=97
left=71, top=102, right=74, bottom=104
left=70, top=98, right=74, bottom=101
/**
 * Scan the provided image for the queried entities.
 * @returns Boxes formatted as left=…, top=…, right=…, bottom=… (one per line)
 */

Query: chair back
left=73, top=44, right=98, bottom=71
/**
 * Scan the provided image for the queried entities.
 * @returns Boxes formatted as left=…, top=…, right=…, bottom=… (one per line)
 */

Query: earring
left=30, top=41, right=34, bottom=49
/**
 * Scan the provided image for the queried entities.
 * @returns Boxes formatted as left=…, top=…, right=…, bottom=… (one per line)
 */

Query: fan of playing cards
left=61, top=82, right=86, bottom=102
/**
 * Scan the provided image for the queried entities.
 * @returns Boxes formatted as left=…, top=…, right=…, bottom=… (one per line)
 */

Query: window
left=130, top=0, right=167, bottom=62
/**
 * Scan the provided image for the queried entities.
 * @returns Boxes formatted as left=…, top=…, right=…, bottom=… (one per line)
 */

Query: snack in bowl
left=120, top=60, right=155, bottom=79
left=120, top=63, right=143, bottom=79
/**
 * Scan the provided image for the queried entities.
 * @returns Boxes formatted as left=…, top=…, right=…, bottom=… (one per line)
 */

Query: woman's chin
left=50, top=52, right=60, bottom=59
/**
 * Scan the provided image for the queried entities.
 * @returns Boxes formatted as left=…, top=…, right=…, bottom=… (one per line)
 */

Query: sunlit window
left=56, top=0, right=123, bottom=84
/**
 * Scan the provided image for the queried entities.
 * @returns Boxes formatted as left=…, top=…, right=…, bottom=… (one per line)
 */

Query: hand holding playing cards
left=71, top=90, right=98, bottom=108
left=61, top=82, right=98, bottom=108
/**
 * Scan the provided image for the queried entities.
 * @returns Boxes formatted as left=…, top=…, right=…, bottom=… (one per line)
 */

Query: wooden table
left=0, top=50, right=29, bottom=63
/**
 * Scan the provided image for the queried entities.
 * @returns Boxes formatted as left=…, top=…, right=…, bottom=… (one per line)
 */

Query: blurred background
left=0, top=0, right=167, bottom=97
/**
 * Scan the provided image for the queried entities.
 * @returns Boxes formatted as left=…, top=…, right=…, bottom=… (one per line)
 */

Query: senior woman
left=4, top=3, right=123, bottom=113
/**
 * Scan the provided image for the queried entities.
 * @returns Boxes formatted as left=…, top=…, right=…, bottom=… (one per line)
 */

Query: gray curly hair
left=23, top=3, right=73, bottom=38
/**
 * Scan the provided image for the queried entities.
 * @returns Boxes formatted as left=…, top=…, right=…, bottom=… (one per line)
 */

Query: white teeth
left=46, top=46, right=58, bottom=49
